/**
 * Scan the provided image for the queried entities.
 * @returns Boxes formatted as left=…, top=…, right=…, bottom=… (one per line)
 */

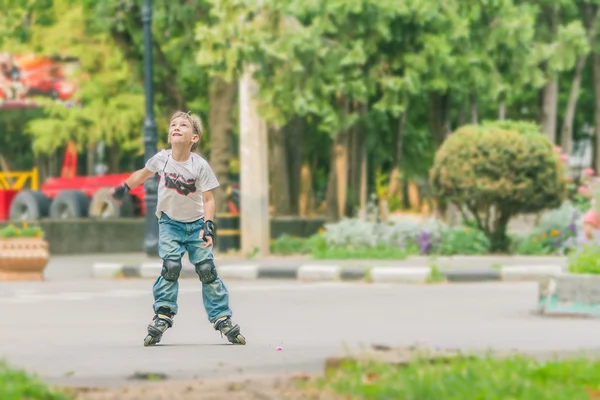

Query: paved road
left=1, top=278, right=599, bottom=389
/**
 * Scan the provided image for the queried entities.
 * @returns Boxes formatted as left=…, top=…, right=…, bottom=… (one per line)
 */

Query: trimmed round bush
left=429, top=120, right=567, bottom=252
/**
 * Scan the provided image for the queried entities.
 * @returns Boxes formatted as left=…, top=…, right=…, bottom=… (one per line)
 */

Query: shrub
left=270, top=218, right=492, bottom=258
left=436, top=226, right=490, bottom=255
left=513, top=234, right=555, bottom=255
left=309, top=218, right=421, bottom=259
left=512, top=201, right=580, bottom=255
left=270, top=234, right=311, bottom=255
left=0, top=223, right=44, bottom=238
left=567, top=238, right=600, bottom=275
left=430, top=120, right=567, bottom=252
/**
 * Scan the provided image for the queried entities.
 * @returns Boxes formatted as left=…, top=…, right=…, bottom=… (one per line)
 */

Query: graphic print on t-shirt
left=164, top=172, right=197, bottom=196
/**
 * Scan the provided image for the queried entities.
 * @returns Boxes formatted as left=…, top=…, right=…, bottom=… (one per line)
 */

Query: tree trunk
left=470, top=92, right=478, bottom=124
left=86, top=143, right=95, bottom=176
left=108, top=143, right=120, bottom=173
left=334, top=132, right=349, bottom=220
left=359, top=139, right=367, bottom=220
left=593, top=52, right=600, bottom=173
left=498, top=101, right=506, bottom=120
left=36, top=154, right=47, bottom=184
left=541, top=7, right=559, bottom=143
left=329, top=98, right=351, bottom=220
left=386, top=110, right=408, bottom=201
left=560, top=3, right=600, bottom=153
left=299, top=163, right=315, bottom=217
left=208, top=77, right=236, bottom=213
left=541, top=77, right=558, bottom=143
left=489, top=210, right=511, bottom=253
left=239, top=66, right=270, bottom=255
left=269, top=124, right=292, bottom=215
left=560, top=58, right=588, bottom=153
left=428, top=91, right=450, bottom=147
left=285, top=118, right=304, bottom=215
left=347, top=126, right=362, bottom=216
left=325, top=143, right=338, bottom=222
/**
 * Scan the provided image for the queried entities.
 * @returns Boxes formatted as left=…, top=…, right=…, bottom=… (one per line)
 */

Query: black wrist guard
left=113, top=183, right=130, bottom=200
left=202, top=220, right=216, bottom=242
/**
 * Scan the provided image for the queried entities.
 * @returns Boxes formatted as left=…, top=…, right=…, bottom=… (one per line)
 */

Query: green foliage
left=426, top=264, right=446, bottom=283
left=0, top=360, right=71, bottom=400
left=430, top=120, right=568, bottom=252
left=0, top=0, right=596, bottom=210
left=311, top=242, right=417, bottom=260
left=0, top=223, right=44, bottom=238
left=2, top=1, right=146, bottom=155
left=269, top=231, right=419, bottom=259
left=512, top=201, right=580, bottom=255
left=436, top=226, right=490, bottom=255
left=0, top=108, right=46, bottom=169
left=269, top=219, right=489, bottom=258
left=567, top=242, right=600, bottom=275
left=321, top=353, right=600, bottom=400
left=513, top=235, right=555, bottom=255
left=269, top=234, right=312, bottom=255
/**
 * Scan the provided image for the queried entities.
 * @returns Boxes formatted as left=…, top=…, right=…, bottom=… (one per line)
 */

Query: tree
left=430, top=120, right=567, bottom=252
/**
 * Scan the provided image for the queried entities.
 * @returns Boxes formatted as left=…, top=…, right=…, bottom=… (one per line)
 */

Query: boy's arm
left=124, top=167, right=155, bottom=189
left=200, top=189, right=216, bottom=247
left=112, top=167, right=155, bottom=199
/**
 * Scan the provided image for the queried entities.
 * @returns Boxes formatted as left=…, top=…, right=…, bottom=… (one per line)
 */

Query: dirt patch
left=63, top=374, right=346, bottom=400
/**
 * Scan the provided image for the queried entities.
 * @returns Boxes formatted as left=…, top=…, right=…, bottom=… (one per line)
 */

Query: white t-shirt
left=145, top=149, right=219, bottom=222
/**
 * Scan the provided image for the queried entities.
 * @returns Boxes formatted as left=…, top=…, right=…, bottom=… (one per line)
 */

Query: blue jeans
left=153, top=212, right=232, bottom=323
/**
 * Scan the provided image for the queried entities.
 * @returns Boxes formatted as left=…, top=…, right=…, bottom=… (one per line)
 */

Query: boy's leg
left=144, top=213, right=186, bottom=346
left=187, top=218, right=245, bottom=344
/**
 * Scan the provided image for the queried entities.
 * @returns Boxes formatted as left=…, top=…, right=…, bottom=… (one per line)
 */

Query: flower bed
left=0, top=223, right=49, bottom=281
left=271, top=202, right=585, bottom=259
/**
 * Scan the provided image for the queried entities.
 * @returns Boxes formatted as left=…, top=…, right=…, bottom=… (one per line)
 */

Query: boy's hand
left=200, top=220, right=216, bottom=248
left=111, top=183, right=130, bottom=200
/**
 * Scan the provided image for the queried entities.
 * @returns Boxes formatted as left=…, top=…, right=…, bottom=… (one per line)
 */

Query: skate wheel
left=144, top=335, right=156, bottom=347
left=235, top=334, right=246, bottom=345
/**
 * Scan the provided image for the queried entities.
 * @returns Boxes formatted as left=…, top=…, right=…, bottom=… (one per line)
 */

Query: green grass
left=319, top=354, right=600, bottom=400
left=312, top=246, right=414, bottom=260
left=425, top=264, right=446, bottom=283
left=0, top=361, right=72, bottom=400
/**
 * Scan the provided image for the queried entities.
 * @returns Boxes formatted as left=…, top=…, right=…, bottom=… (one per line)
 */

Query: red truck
left=1, top=142, right=240, bottom=222
left=2, top=143, right=145, bottom=221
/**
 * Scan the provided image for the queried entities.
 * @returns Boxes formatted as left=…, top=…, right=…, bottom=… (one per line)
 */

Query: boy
left=112, top=111, right=246, bottom=347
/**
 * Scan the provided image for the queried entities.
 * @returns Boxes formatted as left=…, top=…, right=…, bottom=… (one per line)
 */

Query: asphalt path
left=1, top=278, right=599, bottom=389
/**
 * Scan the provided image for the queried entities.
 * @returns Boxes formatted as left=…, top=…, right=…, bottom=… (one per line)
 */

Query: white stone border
left=370, top=267, right=430, bottom=283
left=217, top=265, right=259, bottom=280
left=92, top=263, right=125, bottom=278
left=297, top=265, right=341, bottom=282
left=500, top=265, right=563, bottom=281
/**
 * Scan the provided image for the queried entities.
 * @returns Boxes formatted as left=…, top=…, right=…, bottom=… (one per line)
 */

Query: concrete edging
left=370, top=267, right=430, bottom=284
left=91, top=262, right=565, bottom=283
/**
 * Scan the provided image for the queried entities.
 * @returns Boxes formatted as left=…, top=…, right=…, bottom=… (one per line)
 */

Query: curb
left=370, top=267, right=430, bottom=284
left=297, top=265, right=341, bottom=282
left=500, top=265, right=563, bottom=281
left=92, top=262, right=564, bottom=283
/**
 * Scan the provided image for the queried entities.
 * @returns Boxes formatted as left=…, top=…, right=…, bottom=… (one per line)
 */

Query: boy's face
left=168, top=116, right=199, bottom=148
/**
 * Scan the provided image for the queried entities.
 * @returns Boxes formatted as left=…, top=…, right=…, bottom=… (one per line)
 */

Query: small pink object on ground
left=276, top=346, right=283, bottom=351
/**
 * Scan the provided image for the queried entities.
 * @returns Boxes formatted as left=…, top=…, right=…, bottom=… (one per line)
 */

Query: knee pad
left=161, top=259, right=182, bottom=282
left=195, top=259, right=217, bottom=284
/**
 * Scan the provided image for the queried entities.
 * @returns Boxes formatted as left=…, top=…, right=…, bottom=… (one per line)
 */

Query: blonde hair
left=170, top=111, right=203, bottom=151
